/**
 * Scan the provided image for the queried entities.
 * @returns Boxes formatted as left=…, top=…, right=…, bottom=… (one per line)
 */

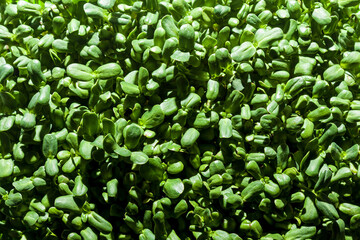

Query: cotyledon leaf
left=163, top=178, right=184, bottom=199
left=139, top=105, right=165, bottom=129
left=42, top=134, right=58, bottom=158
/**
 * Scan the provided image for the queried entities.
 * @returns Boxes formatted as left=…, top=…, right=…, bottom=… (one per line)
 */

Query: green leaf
left=350, top=214, right=360, bottom=229
left=0, top=64, right=14, bottom=85
left=161, top=15, right=179, bottom=38
left=140, top=158, right=164, bottom=181
left=45, top=158, right=59, bottom=176
left=97, top=0, right=116, bottom=9
left=341, top=51, right=360, bottom=69
left=241, top=180, right=264, bottom=201
left=23, top=211, right=39, bottom=227
left=5, top=191, right=22, bottom=207
left=17, top=1, right=41, bottom=15
left=219, top=118, right=232, bottom=138
left=130, top=151, right=149, bottom=165
left=80, top=227, right=98, bottom=240
left=160, top=98, right=178, bottom=116
left=73, top=176, right=88, bottom=196
left=95, top=63, right=122, bottom=79
left=312, top=6, right=331, bottom=25
left=338, top=0, right=358, bottom=7
left=323, top=64, right=344, bottom=82
left=315, top=199, right=339, bottom=220
left=123, top=123, right=144, bottom=150
left=87, top=211, right=113, bottom=233
left=84, top=3, right=106, bottom=19
left=181, top=128, right=200, bottom=148
left=0, top=116, right=14, bottom=132
left=300, top=197, right=319, bottom=224
left=284, top=226, right=316, bottom=240
left=81, top=112, right=99, bottom=139
left=231, top=42, right=256, bottom=62
left=140, top=105, right=165, bottom=129
left=212, top=230, right=230, bottom=240
left=171, top=50, right=190, bottom=62
left=339, top=203, right=360, bottom=216
left=66, top=64, right=94, bottom=81
left=79, top=140, right=94, bottom=160
left=104, top=134, right=131, bottom=157
left=255, top=28, right=284, bottom=48
left=346, top=110, right=360, bottom=123
left=42, top=134, right=58, bottom=158
left=27, top=59, right=46, bottom=85
left=163, top=178, right=184, bottom=199
left=202, top=35, right=217, bottom=49
left=180, top=93, right=201, bottom=109
left=179, top=24, right=195, bottom=52
left=121, top=81, right=140, bottom=95
left=307, top=107, right=331, bottom=122
left=167, top=158, right=184, bottom=174
left=13, top=178, right=34, bottom=192
left=54, top=195, right=81, bottom=213
left=0, top=159, right=14, bottom=178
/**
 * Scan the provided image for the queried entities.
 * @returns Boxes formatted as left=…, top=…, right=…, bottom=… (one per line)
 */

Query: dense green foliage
left=1, top=0, right=360, bottom=239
